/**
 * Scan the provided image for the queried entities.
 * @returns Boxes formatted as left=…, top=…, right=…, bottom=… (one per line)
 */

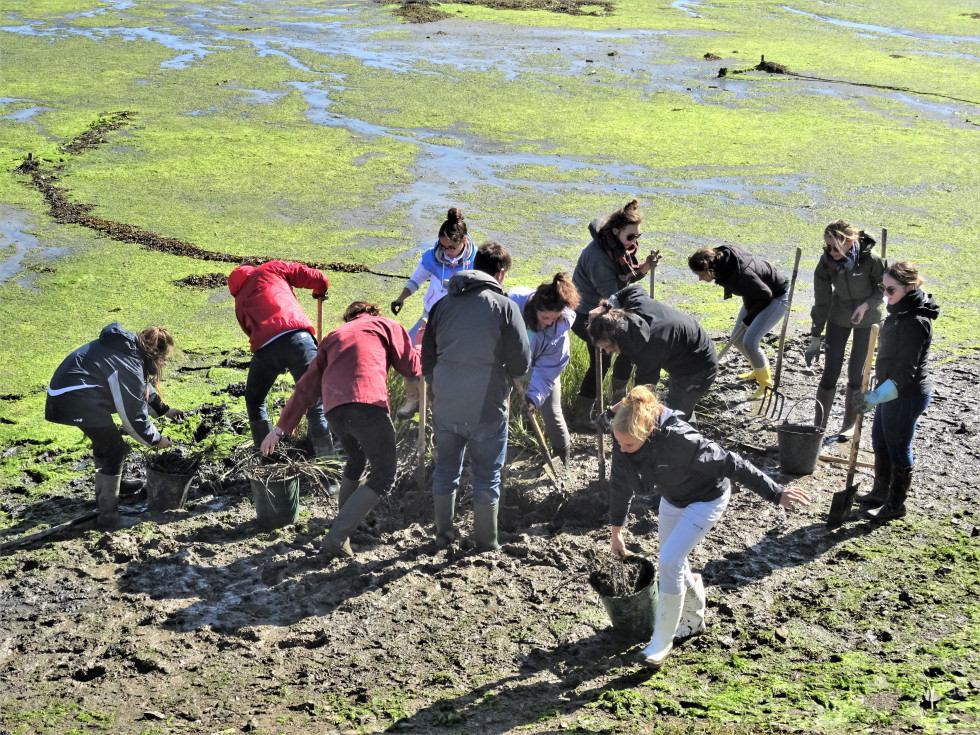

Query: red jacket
left=278, top=314, right=421, bottom=433
left=228, top=261, right=328, bottom=353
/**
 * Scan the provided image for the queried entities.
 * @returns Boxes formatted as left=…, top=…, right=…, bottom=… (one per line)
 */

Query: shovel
left=758, top=246, right=803, bottom=419
left=417, top=377, right=428, bottom=490
left=648, top=249, right=662, bottom=300
left=595, top=344, right=607, bottom=479
left=511, top=378, right=562, bottom=490
left=826, top=324, right=879, bottom=529
left=316, top=295, right=323, bottom=341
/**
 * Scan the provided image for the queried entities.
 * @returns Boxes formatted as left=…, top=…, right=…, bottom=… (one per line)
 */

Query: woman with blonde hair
left=855, top=261, right=938, bottom=523
left=46, top=324, right=182, bottom=528
left=806, top=220, right=886, bottom=437
left=608, top=385, right=809, bottom=669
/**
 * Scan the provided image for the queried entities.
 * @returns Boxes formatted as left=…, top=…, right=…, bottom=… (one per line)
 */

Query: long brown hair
left=586, top=299, right=626, bottom=347
left=823, top=220, right=859, bottom=256
left=138, top=327, right=175, bottom=394
left=688, top=247, right=723, bottom=275
left=599, top=199, right=642, bottom=237
left=525, top=272, right=580, bottom=329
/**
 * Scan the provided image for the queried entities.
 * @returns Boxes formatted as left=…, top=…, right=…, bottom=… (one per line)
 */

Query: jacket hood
left=98, top=322, right=141, bottom=360
left=588, top=217, right=604, bottom=242
left=889, top=287, right=940, bottom=321
left=227, top=265, right=257, bottom=297
left=857, top=230, right=877, bottom=257
left=447, top=270, right=503, bottom=297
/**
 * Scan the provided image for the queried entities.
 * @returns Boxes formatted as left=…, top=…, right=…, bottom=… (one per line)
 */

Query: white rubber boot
left=674, top=574, right=707, bottom=640
left=637, top=591, right=684, bottom=669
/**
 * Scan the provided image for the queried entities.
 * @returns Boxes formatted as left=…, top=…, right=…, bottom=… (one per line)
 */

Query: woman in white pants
left=608, top=386, right=809, bottom=669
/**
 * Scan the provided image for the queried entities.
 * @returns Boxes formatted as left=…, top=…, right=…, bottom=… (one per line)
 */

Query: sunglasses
left=625, top=232, right=643, bottom=243
left=884, top=285, right=903, bottom=295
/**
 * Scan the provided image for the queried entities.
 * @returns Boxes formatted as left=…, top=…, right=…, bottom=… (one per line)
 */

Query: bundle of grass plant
left=587, top=552, right=654, bottom=598
left=145, top=447, right=203, bottom=476
left=230, top=442, right=343, bottom=499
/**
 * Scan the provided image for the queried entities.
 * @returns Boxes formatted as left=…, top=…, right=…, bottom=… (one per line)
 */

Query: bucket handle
left=781, top=398, right=823, bottom=428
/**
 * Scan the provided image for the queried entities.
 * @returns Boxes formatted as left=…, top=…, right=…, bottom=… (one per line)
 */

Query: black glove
left=524, top=395, right=537, bottom=415
left=390, top=300, right=403, bottom=315
left=313, top=292, right=327, bottom=301
left=595, top=407, right=615, bottom=432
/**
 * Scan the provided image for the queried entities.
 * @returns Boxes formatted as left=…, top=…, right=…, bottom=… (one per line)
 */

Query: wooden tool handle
left=844, top=324, right=880, bottom=484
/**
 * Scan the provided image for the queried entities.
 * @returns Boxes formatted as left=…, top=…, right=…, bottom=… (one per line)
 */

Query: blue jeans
left=871, top=393, right=931, bottom=469
left=432, top=415, right=508, bottom=505
left=245, top=330, right=329, bottom=438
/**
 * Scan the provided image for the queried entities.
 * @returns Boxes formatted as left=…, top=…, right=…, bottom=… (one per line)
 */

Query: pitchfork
left=757, top=247, right=802, bottom=420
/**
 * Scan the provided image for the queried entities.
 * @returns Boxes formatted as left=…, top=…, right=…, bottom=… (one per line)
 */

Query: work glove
left=855, top=379, right=898, bottom=414
left=594, top=407, right=615, bottom=433
left=165, top=407, right=185, bottom=421
left=312, top=291, right=327, bottom=301
left=523, top=394, right=537, bottom=415
left=390, top=300, right=403, bottom=315
left=804, top=336, right=822, bottom=367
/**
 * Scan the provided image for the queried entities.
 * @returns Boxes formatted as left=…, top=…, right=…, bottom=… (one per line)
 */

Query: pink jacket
left=278, top=314, right=421, bottom=432
left=228, top=261, right=328, bottom=353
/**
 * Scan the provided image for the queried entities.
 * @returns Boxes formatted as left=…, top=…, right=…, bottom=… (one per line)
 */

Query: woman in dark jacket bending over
left=806, top=220, right=886, bottom=437
left=587, top=284, right=717, bottom=423
left=689, top=244, right=788, bottom=398
left=46, top=323, right=181, bottom=528
left=570, top=199, right=658, bottom=428
left=855, top=261, right=938, bottom=523
left=609, top=386, right=809, bottom=669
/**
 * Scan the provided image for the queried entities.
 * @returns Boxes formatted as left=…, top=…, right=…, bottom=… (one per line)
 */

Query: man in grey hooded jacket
left=422, top=242, right=531, bottom=551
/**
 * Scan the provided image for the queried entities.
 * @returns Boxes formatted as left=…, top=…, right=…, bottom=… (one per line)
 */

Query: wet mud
left=1, top=340, right=978, bottom=732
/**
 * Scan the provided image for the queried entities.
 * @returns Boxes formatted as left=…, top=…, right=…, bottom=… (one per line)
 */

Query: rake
left=757, top=246, right=802, bottom=420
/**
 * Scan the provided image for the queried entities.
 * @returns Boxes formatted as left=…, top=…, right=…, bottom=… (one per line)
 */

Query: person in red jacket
left=261, top=301, right=422, bottom=559
left=227, top=260, right=332, bottom=454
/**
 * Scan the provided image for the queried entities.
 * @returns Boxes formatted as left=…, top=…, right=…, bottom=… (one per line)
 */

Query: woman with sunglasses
left=854, top=261, right=938, bottom=523
left=805, top=220, right=886, bottom=437
left=570, top=199, right=658, bottom=429
left=688, top=245, right=788, bottom=399
left=389, top=207, right=476, bottom=417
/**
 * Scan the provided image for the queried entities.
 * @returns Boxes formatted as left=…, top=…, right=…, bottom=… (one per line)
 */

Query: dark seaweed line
left=13, top=113, right=412, bottom=281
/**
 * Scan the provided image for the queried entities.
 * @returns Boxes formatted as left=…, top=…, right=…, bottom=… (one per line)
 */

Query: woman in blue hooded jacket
left=508, top=272, right=580, bottom=465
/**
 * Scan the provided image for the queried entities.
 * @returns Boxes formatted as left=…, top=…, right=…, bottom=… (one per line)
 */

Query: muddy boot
left=322, top=485, right=380, bottom=559
left=95, top=457, right=142, bottom=497
left=94, top=471, right=121, bottom=530
left=866, top=466, right=911, bottom=524
left=674, top=574, right=707, bottom=640
left=749, top=365, right=773, bottom=400
left=555, top=444, right=571, bottom=469
left=611, top=378, right=629, bottom=404
left=250, top=419, right=275, bottom=450
left=473, top=501, right=500, bottom=551
left=397, top=377, right=421, bottom=419
left=814, top=387, right=835, bottom=430
left=637, top=590, right=684, bottom=669
left=837, top=387, right=859, bottom=441
left=433, top=492, right=457, bottom=548
left=312, top=432, right=336, bottom=458
left=858, top=451, right=893, bottom=506
left=572, top=396, right=596, bottom=432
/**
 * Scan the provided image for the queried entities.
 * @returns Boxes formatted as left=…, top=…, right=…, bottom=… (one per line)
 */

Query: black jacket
left=712, top=244, right=787, bottom=325
left=422, top=271, right=531, bottom=424
left=609, top=412, right=783, bottom=526
left=612, top=285, right=717, bottom=386
left=45, top=323, right=168, bottom=446
left=876, top=289, right=939, bottom=397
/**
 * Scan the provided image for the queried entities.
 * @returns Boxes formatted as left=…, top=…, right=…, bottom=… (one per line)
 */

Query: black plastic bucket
left=777, top=399, right=825, bottom=475
left=145, top=467, right=193, bottom=511
left=595, top=556, right=659, bottom=642
left=250, top=476, right=299, bottom=530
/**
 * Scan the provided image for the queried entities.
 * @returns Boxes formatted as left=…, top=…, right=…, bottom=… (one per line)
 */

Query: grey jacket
left=572, top=218, right=643, bottom=316
left=609, top=412, right=783, bottom=527
left=45, top=322, right=168, bottom=447
left=422, top=271, right=531, bottom=424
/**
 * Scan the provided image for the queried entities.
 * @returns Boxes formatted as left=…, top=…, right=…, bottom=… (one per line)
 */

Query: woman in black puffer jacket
left=854, top=261, right=939, bottom=523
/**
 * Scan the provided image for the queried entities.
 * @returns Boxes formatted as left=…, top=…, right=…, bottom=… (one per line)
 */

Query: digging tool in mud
left=648, top=249, right=662, bottom=299
left=511, top=377, right=562, bottom=490
left=417, top=378, right=428, bottom=490
left=758, top=247, right=802, bottom=419
left=718, top=323, right=748, bottom=362
left=595, top=344, right=607, bottom=479
left=827, top=324, right=879, bottom=529
left=0, top=510, right=99, bottom=551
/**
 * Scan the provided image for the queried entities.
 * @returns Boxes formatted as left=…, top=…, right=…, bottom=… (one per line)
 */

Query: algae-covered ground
left=1, top=0, right=979, bottom=733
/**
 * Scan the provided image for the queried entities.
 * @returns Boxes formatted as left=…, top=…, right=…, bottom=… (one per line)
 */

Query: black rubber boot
left=858, top=451, right=893, bottom=506
left=94, top=471, right=121, bottom=529
left=815, top=387, right=835, bottom=429
left=572, top=396, right=596, bottom=432
left=433, top=492, right=457, bottom=548
left=473, top=501, right=500, bottom=551
left=866, top=466, right=912, bottom=524
left=322, top=485, right=380, bottom=558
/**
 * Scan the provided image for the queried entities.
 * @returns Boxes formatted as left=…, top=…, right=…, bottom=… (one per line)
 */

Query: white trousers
left=657, top=485, right=731, bottom=595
